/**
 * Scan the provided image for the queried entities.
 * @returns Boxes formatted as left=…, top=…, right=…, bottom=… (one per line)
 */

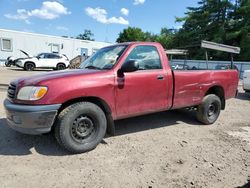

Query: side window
left=38, top=53, right=46, bottom=59
left=48, top=54, right=60, bottom=59
left=125, top=45, right=162, bottom=70
left=55, top=54, right=60, bottom=59
left=44, top=53, right=50, bottom=58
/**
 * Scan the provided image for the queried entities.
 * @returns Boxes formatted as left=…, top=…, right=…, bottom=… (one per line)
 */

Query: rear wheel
left=56, top=63, right=66, bottom=70
left=196, top=94, right=221, bottom=125
left=24, top=62, right=35, bottom=71
left=55, top=102, right=107, bottom=153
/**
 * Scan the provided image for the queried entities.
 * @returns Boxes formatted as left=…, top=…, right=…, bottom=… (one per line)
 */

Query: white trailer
left=0, top=29, right=111, bottom=62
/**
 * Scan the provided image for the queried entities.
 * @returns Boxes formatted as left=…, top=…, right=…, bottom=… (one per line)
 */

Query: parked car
left=243, top=70, right=250, bottom=93
left=4, top=42, right=239, bottom=153
left=15, top=52, right=69, bottom=71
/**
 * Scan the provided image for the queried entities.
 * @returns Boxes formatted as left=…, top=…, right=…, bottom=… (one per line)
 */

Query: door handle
left=157, top=75, right=164, bottom=80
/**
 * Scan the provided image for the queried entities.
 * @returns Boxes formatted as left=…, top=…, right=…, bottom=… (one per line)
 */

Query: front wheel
left=196, top=94, right=221, bottom=125
left=5, top=61, right=11, bottom=67
left=24, top=62, right=35, bottom=71
left=55, top=102, right=107, bottom=153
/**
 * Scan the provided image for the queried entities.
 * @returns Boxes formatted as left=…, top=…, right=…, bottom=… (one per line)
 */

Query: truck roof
left=111, top=41, right=161, bottom=47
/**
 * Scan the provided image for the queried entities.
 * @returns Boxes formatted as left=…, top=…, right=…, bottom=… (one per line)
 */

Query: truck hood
left=14, top=69, right=101, bottom=86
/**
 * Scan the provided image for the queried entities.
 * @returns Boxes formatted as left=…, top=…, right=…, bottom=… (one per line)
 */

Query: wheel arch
left=24, top=61, right=36, bottom=67
left=57, top=62, right=66, bottom=66
left=57, top=96, right=115, bottom=136
left=205, top=85, right=225, bottom=110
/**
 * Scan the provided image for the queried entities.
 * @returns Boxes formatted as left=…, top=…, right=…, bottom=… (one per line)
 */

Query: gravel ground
left=0, top=67, right=249, bottom=188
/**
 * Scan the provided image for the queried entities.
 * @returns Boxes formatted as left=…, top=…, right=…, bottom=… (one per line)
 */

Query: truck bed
left=171, top=69, right=239, bottom=109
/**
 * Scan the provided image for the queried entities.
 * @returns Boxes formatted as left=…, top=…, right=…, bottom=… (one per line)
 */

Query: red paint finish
left=115, top=70, right=169, bottom=119
left=172, top=70, right=239, bottom=109
left=9, top=42, right=239, bottom=120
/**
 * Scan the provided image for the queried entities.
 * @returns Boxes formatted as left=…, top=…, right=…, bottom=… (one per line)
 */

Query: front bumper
left=4, top=99, right=61, bottom=135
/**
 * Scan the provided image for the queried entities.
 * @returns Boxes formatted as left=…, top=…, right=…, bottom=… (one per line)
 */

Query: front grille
left=7, top=83, right=17, bottom=99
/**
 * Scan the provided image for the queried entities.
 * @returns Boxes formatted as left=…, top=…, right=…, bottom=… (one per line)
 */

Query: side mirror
left=120, top=60, right=139, bottom=74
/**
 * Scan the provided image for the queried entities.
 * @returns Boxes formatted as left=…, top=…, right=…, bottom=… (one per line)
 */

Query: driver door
left=36, top=53, right=47, bottom=68
left=115, top=45, right=168, bottom=119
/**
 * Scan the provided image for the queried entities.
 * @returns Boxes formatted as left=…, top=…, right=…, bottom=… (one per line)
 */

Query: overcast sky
left=0, top=0, right=198, bottom=42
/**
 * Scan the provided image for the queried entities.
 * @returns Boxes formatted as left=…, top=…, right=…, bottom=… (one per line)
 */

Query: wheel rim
left=207, top=102, right=219, bottom=119
left=58, top=64, right=65, bottom=70
left=26, top=64, right=34, bottom=70
left=71, top=115, right=96, bottom=143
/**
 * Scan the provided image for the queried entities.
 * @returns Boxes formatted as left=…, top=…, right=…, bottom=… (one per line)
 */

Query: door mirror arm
left=117, top=69, right=124, bottom=77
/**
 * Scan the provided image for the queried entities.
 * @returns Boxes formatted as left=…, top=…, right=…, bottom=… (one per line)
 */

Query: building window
left=1, top=38, right=13, bottom=51
left=51, top=44, right=60, bottom=53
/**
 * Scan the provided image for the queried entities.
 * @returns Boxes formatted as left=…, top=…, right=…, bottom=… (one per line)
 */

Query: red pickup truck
left=4, top=42, right=239, bottom=153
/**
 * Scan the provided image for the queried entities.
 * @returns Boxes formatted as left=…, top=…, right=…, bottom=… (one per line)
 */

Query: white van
left=243, top=70, right=250, bottom=92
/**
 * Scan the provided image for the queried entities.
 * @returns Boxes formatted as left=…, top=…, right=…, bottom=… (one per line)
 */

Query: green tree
left=116, top=27, right=146, bottom=42
left=76, top=29, right=95, bottom=41
left=116, top=27, right=176, bottom=49
left=155, top=28, right=176, bottom=49
left=174, top=0, right=235, bottom=59
left=227, top=0, right=250, bottom=60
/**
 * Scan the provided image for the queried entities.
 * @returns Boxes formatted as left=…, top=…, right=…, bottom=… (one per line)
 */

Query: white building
left=0, top=29, right=111, bottom=63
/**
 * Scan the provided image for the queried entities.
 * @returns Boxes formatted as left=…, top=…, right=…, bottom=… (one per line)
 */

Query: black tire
left=196, top=94, right=221, bottom=125
left=24, top=62, right=35, bottom=71
left=55, top=102, right=107, bottom=153
left=56, top=63, right=66, bottom=70
left=5, top=61, right=11, bottom=67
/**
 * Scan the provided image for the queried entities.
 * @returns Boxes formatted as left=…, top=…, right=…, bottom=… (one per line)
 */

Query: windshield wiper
left=85, top=65, right=101, bottom=70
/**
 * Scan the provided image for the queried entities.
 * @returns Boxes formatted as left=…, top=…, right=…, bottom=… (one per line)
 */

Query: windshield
left=80, top=45, right=128, bottom=70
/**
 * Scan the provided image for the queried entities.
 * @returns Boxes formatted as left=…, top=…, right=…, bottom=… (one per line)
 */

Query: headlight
left=17, top=86, right=48, bottom=101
